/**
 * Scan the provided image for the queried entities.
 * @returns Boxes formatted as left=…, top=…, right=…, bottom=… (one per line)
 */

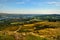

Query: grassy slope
left=0, top=21, right=60, bottom=40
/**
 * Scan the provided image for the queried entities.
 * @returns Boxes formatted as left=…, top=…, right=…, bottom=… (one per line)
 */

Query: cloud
left=47, top=2, right=60, bottom=6
left=30, top=1, right=60, bottom=6
left=16, top=0, right=31, bottom=4
left=16, top=2, right=25, bottom=4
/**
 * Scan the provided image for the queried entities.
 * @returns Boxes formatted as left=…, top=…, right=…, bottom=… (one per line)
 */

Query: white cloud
left=31, top=1, right=60, bottom=6
left=16, top=2, right=25, bottom=4
left=47, top=2, right=60, bottom=6
left=16, top=0, right=31, bottom=4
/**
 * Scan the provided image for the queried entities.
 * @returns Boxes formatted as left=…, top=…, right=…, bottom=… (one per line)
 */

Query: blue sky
left=0, top=0, right=60, bottom=14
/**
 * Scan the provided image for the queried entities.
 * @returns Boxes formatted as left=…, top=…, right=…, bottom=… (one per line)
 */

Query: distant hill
left=0, top=13, right=60, bottom=21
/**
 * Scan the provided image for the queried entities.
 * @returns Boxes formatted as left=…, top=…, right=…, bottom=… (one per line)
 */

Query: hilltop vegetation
left=0, top=14, right=60, bottom=40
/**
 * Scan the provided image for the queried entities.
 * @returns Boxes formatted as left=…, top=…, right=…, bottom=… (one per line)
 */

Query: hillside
left=0, top=14, right=60, bottom=40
